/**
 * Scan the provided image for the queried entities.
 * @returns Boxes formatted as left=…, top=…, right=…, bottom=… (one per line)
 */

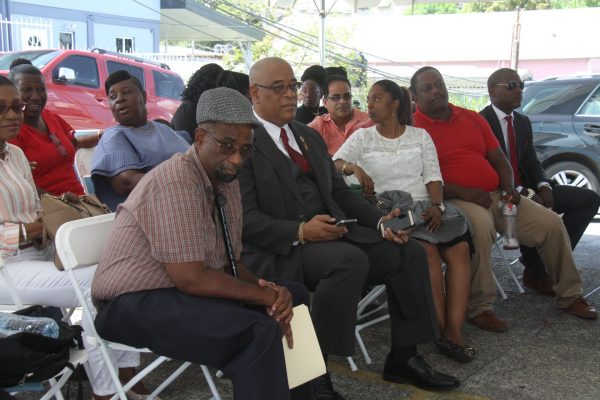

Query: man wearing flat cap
left=92, top=87, right=311, bottom=400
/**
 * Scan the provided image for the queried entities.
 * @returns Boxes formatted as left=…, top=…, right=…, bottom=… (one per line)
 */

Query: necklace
left=375, top=125, right=405, bottom=154
left=131, top=121, right=153, bottom=133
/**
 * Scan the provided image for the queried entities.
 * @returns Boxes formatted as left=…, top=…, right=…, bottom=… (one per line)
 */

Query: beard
left=215, top=167, right=238, bottom=183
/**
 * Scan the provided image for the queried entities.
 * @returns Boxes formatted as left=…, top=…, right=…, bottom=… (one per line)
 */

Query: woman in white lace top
left=333, top=80, right=474, bottom=362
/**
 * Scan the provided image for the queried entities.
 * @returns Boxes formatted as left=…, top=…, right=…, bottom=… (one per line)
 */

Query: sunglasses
left=204, top=129, right=255, bottom=160
left=494, top=81, right=525, bottom=91
left=0, top=100, right=27, bottom=116
left=327, top=93, right=353, bottom=102
left=255, top=82, right=302, bottom=95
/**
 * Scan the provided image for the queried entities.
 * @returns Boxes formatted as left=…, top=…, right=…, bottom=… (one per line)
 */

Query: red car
left=0, top=49, right=184, bottom=130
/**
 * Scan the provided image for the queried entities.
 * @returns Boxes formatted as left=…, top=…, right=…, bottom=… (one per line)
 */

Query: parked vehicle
left=518, top=75, right=600, bottom=194
left=0, top=49, right=184, bottom=130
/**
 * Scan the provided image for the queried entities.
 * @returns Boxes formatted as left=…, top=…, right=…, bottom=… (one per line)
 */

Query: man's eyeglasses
left=255, top=82, right=302, bottom=95
left=0, top=101, right=26, bottom=116
left=494, top=81, right=525, bottom=91
left=327, top=93, right=353, bottom=102
left=204, top=129, right=255, bottom=159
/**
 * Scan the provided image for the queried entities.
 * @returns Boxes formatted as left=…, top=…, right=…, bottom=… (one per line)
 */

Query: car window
left=0, top=50, right=60, bottom=70
left=53, top=55, right=99, bottom=88
left=520, top=82, right=599, bottom=115
left=578, top=87, right=600, bottom=117
left=152, top=70, right=183, bottom=100
left=106, top=61, right=145, bottom=89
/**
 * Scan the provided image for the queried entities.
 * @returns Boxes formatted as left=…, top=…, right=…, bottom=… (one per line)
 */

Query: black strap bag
left=0, top=305, right=84, bottom=388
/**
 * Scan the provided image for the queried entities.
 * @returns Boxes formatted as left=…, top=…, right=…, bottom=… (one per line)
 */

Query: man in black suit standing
left=481, top=68, right=600, bottom=295
left=238, top=57, right=459, bottom=399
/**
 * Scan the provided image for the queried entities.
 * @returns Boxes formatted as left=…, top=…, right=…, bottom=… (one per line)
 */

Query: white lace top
left=333, top=125, right=442, bottom=201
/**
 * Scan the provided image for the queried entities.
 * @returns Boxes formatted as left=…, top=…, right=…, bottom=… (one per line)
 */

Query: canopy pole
left=319, top=0, right=326, bottom=66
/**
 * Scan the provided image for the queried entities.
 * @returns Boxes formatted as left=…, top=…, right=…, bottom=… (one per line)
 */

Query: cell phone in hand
left=335, top=218, right=358, bottom=226
left=380, top=210, right=416, bottom=234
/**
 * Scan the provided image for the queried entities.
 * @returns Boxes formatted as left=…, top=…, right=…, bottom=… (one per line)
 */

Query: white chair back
left=73, top=147, right=97, bottom=194
left=55, top=213, right=115, bottom=271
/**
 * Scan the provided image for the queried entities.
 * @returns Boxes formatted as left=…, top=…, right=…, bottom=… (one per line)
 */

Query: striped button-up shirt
left=0, top=144, right=41, bottom=258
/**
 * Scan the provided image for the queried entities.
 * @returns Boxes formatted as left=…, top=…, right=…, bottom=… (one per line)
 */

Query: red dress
left=9, top=109, right=84, bottom=196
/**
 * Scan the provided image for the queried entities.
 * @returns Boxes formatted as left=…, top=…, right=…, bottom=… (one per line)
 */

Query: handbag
left=40, top=193, right=110, bottom=270
left=0, top=305, right=83, bottom=388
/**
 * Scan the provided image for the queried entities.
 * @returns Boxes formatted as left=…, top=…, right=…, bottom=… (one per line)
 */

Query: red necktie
left=280, top=128, right=310, bottom=173
left=504, top=115, right=521, bottom=186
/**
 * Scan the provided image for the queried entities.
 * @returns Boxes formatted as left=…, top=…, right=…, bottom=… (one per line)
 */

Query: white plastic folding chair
left=492, top=234, right=525, bottom=300
left=55, top=213, right=221, bottom=400
left=0, top=255, right=88, bottom=400
left=73, top=146, right=96, bottom=194
left=346, top=285, right=390, bottom=371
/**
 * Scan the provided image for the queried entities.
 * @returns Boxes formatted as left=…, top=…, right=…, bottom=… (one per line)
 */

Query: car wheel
left=544, top=161, right=599, bottom=192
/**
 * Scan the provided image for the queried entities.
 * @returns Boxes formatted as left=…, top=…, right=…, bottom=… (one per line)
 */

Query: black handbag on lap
left=0, top=305, right=83, bottom=388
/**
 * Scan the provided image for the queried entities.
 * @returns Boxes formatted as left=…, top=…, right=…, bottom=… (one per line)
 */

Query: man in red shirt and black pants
left=411, top=67, right=597, bottom=332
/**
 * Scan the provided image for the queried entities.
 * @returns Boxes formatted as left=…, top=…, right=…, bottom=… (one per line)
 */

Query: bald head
left=487, top=68, right=523, bottom=114
left=249, top=57, right=299, bottom=127
left=487, top=68, right=518, bottom=90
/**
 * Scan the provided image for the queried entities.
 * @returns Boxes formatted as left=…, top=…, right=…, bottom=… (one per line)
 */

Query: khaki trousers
left=449, top=191, right=582, bottom=318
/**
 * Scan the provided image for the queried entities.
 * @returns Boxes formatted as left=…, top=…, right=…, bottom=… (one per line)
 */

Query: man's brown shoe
left=523, top=272, right=555, bottom=297
left=564, top=297, right=598, bottom=320
left=468, top=310, right=509, bottom=332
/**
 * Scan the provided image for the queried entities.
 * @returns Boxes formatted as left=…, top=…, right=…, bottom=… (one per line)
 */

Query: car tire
left=544, top=161, right=599, bottom=192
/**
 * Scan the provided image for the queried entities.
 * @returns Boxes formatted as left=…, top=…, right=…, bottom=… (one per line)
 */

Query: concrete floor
left=12, top=221, right=600, bottom=400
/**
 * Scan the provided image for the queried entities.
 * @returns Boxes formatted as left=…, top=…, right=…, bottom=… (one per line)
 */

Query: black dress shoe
left=383, top=354, right=460, bottom=391
left=314, top=373, right=345, bottom=399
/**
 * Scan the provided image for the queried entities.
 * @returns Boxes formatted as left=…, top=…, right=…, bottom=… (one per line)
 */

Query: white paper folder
left=282, top=304, right=326, bottom=389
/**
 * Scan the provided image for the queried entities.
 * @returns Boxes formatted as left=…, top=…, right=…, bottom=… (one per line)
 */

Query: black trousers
left=95, top=281, right=311, bottom=400
left=300, top=237, right=439, bottom=356
left=521, top=185, right=600, bottom=276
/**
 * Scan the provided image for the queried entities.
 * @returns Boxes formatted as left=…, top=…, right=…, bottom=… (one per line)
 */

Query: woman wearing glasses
left=91, top=70, right=190, bottom=211
left=8, top=64, right=99, bottom=196
left=0, top=75, right=154, bottom=400
left=333, top=80, right=475, bottom=362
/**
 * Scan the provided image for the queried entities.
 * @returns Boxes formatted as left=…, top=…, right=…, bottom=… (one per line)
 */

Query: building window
left=116, top=37, right=134, bottom=53
left=59, top=32, right=74, bottom=49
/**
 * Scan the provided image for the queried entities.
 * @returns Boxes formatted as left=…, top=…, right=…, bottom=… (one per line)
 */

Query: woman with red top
left=8, top=64, right=99, bottom=196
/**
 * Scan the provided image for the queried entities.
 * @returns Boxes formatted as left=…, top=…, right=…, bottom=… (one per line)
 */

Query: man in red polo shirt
left=411, top=67, right=596, bottom=331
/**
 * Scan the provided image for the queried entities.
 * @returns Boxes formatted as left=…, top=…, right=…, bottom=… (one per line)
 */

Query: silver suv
left=518, top=75, right=600, bottom=193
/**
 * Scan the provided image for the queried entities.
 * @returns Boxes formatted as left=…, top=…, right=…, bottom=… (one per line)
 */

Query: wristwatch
left=539, top=182, right=553, bottom=191
left=526, top=188, right=535, bottom=199
left=432, top=202, right=445, bottom=214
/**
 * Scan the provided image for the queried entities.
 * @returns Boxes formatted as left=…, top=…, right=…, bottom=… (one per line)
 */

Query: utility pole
left=319, top=0, right=326, bottom=67
left=510, top=7, right=521, bottom=71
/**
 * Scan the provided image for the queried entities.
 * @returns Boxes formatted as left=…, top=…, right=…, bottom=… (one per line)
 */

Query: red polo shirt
left=9, top=109, right=84, bottom=196
left=413, top=104, right=501, bottom=192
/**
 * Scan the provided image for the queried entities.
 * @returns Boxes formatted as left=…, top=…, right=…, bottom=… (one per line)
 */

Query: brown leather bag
left=40, top=194, right=110, bottom=270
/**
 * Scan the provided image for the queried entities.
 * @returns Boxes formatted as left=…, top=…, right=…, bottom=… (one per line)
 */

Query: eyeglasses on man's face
left=0, top=100, right=27, bottom=116
left=255, top=82, right=302, bottom=95
left=494, top=81, right=525, bottom=91
left=204, top=129, right=255, bottom=159
left=327, top=93, right=353, bottom=102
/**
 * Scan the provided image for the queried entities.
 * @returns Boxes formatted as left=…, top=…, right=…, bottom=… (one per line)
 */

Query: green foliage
left=449, top=93, right=490, bottom=111
left=405, top=0, right=600, bottom=15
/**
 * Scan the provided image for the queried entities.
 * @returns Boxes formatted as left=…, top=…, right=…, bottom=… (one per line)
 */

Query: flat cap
left=196, top=87, right=262, bottom=128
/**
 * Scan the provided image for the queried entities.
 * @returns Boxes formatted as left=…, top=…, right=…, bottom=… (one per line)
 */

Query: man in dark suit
left=238, top=57, right=459, bottom=399
left=481, top=68, right=600, bottom=295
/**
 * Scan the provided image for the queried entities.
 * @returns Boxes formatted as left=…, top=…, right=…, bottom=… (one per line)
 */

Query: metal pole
left=510, top=8, right=521, bottom=71
left=319, top=0, right=326, bottom=66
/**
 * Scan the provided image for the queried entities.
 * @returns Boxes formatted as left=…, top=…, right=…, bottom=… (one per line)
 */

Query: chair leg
left=346, top=356, right=358, bottom=372
left=201, top=365, right=221, bottom=400
left=493, top=240, right=525, bottom=294
left=492, top=270, right=508, bottom=300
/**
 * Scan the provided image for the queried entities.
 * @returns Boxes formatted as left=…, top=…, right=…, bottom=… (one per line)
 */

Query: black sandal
left=435, top=336, right=475, bottom=363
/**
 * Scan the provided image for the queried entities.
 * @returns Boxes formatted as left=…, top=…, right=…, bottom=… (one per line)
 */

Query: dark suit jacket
left=238, top=121, right=384, bottom=282
left=480, top=105, right=549, bottom=189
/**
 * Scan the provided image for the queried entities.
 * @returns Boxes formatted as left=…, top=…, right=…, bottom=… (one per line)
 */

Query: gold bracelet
left=341, top=162, right=351, bottom=175
left=297, top=222, right=306, bottom=245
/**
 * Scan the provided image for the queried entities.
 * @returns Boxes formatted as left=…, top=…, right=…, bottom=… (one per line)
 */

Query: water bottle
left=0, top=311, right=59, bottom=338
left=501, top=202, right=519, bottom=250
